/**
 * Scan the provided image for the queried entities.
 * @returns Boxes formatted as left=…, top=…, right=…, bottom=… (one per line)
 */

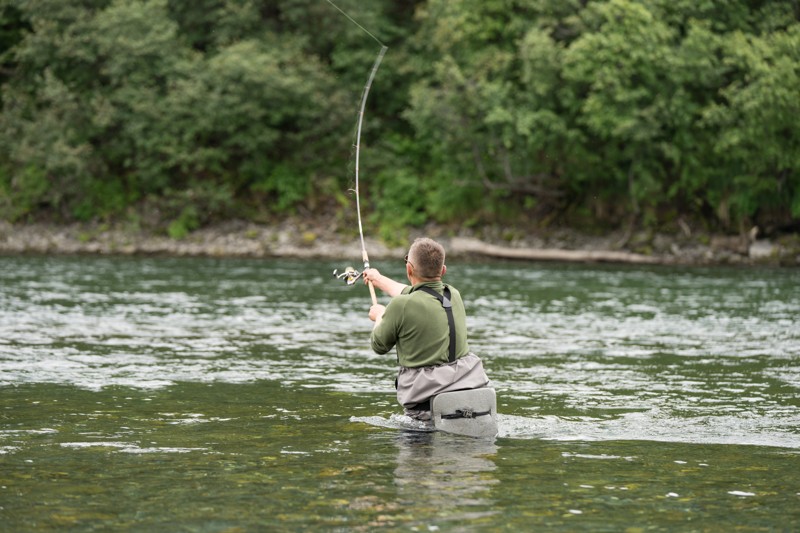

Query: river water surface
left=1, top=255, right=798, bottom=530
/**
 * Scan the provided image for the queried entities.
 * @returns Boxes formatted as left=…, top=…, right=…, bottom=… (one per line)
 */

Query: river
left=1, top=255, right=798, bottom=530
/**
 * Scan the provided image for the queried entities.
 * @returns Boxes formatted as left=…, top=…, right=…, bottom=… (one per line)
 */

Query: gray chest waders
left=394, top=286, right=456, bottom=408
left=417, top=286, right=498, bottom=437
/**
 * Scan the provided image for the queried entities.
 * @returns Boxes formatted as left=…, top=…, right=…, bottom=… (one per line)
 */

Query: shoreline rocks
left=0, top=220, right=797, bottom=266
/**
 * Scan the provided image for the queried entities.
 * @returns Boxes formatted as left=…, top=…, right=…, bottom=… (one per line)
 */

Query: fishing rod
left=327, top=0, right=387, bottom=306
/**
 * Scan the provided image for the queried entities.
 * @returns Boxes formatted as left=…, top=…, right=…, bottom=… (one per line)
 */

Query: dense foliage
left=0, top=0, right=798, bottom=238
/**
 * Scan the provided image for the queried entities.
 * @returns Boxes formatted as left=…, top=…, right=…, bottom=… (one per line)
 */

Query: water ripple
left=1, top=256, right=798, bottom=448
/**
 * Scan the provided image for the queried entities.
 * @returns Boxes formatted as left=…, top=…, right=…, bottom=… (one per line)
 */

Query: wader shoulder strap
left=417, top=286, right=456, bottom=363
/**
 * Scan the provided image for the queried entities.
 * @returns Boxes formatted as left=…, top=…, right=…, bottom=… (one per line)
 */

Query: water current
left=1, top=254, right=798, bottom=530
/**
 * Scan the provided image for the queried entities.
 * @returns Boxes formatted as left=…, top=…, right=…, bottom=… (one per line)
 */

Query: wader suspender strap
left=417, top=286, right=456, bottom=363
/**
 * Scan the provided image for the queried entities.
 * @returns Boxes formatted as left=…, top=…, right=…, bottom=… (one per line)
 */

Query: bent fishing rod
left=327, top=0, right=387, bottom=306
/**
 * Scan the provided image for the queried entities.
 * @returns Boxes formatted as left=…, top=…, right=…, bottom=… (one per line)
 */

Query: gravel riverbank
left=0, top=220, right=797, bottom=266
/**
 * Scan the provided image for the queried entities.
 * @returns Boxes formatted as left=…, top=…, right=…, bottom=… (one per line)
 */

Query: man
left=363, top=237, right=490, bottom=421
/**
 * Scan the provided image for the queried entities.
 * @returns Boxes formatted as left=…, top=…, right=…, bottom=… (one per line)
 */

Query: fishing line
left=326, top=0, right=388, bottom=306
left=325, top=0, right=385, bottom=47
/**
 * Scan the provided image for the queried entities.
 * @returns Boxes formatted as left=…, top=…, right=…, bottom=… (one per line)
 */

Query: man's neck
left=410, top=277, right=441, bottom=285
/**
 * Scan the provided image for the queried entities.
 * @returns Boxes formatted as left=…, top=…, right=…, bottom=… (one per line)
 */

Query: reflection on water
left=392, top=431, right=499, bottom=525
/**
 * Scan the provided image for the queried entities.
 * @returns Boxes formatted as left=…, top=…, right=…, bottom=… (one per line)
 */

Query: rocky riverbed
left=0, top=219, right=797, bottom=266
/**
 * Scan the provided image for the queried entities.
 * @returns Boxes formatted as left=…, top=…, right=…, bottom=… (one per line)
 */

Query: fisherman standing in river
left=363, top=237, right=491, bottom=421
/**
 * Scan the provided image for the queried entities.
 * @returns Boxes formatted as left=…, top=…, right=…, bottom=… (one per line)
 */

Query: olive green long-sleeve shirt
left=370, top=281, right=470, bottom=368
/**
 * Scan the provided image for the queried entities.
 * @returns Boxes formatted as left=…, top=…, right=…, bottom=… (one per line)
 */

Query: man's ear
left=441, top=264, right=447, bottom=277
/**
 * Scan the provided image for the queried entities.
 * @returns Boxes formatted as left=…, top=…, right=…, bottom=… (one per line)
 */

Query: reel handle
left=332, top=253, right=378, bottom=306
left=332, top=264, right=377, bottom=305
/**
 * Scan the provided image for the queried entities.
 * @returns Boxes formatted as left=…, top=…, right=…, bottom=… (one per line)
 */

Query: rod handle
left=367, top=281, right=377, bottom=306
left=362, top=250, right=378, bottom=306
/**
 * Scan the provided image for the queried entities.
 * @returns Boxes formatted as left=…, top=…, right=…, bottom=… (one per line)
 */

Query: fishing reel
left=332, top=266, right=363, bottom=286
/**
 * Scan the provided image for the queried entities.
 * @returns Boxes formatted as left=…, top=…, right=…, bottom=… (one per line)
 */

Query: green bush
left=0, top=164, right=49, bottom=221
left=167, top=206, right=200, bottom=240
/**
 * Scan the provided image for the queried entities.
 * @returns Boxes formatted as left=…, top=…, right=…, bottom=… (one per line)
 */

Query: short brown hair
left=408, top=237, right=445, bottom=279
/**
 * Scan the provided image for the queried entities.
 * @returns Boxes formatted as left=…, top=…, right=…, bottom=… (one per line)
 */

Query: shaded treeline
left=0, top=0, right=798, bottom=239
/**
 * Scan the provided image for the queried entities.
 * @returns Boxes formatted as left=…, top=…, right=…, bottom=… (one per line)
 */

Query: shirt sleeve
left=370, top=296, right=406, bottom=355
